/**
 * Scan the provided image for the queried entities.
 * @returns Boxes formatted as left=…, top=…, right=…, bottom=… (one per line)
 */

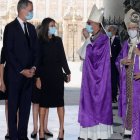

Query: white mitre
left=88, top=5, right=104, bottom=23
left=124, top=8, right=140, bottom=28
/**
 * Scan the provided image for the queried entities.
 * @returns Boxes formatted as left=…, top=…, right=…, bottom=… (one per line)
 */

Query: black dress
left=0, top=46, right=8, bottom=100
left=31, top=79, right=41, bottom=104
left=37, top=36, right=70, bottom=108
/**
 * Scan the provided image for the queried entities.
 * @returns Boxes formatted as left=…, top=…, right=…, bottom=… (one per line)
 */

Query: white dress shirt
left=110, top=35, right=115, bottom=45
left=17, top=17, right=29, bottom=35
left=17, top=17, right=25, bottom=32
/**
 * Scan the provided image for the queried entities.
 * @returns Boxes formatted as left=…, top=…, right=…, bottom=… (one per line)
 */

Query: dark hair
left=36, top=25, right=41, bottom=37
left=17, top=0, right=32, bottom=12
left=38, top=17, right=55, bottom=41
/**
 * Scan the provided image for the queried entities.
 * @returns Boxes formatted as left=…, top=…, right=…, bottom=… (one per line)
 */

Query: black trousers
left=8, top=74, right=33, bottom=140
left=111, top=63, right=119, bottom=100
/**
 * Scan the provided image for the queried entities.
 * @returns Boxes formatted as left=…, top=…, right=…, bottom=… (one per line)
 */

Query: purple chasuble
left=116, top=41, right=140, bottom=140
left=78, top=32, right=113, bottom=127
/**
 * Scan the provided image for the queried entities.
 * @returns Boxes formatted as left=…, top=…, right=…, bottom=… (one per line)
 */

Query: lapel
left=14, top=18, right=25, bottom=38
left=14, top=18, right=32, bottom=48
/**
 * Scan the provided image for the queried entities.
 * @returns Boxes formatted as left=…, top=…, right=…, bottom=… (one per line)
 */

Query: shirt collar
left=17, top=17, right=25, bottom=25
left=111, top=35, right=115, bottom=40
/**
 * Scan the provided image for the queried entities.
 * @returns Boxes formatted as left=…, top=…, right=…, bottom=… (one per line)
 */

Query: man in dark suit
left=3, top=0, right=38, bottom=139
left=107, top=25, right=121, bottom=103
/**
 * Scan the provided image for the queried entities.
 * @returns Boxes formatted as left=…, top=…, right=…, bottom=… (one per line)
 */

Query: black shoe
left=44, top=131, right=53, bottom=137
left=5, top=134, right=10, bottom=139
left=57, top=130, right=64, bottom=140
left=39, top=138, right=45, bottom=140
left=112, top=97, right=117, bottom=103
left=78, top=137, right=85, bottom=140
left=31, top=131, right=37, bottom=138
left=123, top=134, right=131, bottom=139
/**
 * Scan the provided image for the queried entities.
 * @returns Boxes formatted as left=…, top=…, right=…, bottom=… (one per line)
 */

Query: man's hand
left=134, top=47, right=140, bottom=56
left=79, top=56, right=84, bottom=61
left=36, top=78, right=41, bottom=89
left=30, top=67, right=36, bottom=76
left=21, top=69, right=34, bottom=78
left=82, top=28, right=90, bottom=39
left=134, top=73, right=140, bottom=80
left=121, top=57, right=133, bottom=66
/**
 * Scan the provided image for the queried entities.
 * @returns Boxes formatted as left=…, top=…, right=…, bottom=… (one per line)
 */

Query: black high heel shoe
left=44, top=131, right=53, bottom=137
left=57, top=137, right=64, bottom=140
left=78, top=137, right=85, bottom=140
left=57, top=130, right=64, bottom=140
left=5, top=133, right=10, bottom=139
left=39, top=138, right=45, bottom=140
left=31, top=131, right=37, bottom=139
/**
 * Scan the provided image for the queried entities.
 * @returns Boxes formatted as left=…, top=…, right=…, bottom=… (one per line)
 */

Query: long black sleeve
left=58, top=38, right=71, bottom=75
left=31, top=26, right=39, bottom=68
left=35, top=40, right=43, bottom=78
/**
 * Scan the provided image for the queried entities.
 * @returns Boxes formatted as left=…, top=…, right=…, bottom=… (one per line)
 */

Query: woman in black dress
left=0, top=46, right=9, bottom=139
left=31, top=25, right=53, bottom=139
left=36, top=18, right=71, bottom=140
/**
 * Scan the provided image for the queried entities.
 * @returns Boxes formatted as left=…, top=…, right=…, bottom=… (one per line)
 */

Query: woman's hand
left=36, top=78, right=41, bottom=89
left=120, top=57, right=133, bottom=66
left=134, top=73, right=140, bottom=80
left=66, top=74, right=71, bottom=83
left=82, top=28, right=90, bottom=39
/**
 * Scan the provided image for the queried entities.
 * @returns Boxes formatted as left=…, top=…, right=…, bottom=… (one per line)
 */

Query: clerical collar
left=90, top=30, right=101, bottom=42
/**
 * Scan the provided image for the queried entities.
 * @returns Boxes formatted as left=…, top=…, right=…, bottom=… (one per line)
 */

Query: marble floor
left=0, top=104, right=131, bottom=140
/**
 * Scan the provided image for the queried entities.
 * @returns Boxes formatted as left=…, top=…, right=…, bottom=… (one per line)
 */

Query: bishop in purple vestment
left=78, top=30, right=113, bottom=127
left=116, top=8, right=140, bottom=140
left=78, top=5, right=113, bottom=140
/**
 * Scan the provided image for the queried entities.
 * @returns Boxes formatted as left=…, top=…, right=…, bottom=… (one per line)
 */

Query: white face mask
left=128, top=29, right=138, bottom=39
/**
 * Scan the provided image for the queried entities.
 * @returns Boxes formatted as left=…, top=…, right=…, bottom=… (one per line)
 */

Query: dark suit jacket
left=111, top=36, right=121, bottom=63
left=3, top=18, right=38, bottom=75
